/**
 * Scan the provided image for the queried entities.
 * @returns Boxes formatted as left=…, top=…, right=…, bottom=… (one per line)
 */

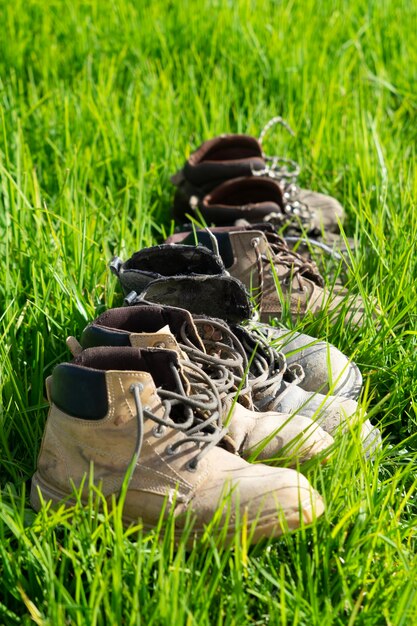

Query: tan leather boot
left=76, top=306, right=333, bottom=465
left=111, top=247, right=364, bottom=399
left=172, top=229, right=373, bottom=326
left=186, top=176, right=342, bottom=236
left=31, top=347, right=324, bottom=543
left=78, top=305, right=380, bottom=458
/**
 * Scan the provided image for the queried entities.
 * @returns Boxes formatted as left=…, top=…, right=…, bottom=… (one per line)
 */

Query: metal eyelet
left=152, top=425, right=165, bottom=438
left=186, top=460, right=198, bottom=472
left=154, top=341, right=166, bottom=348
left=130, top=383, right=144, bottom=393
left=165, top=445, right=175, bottom=456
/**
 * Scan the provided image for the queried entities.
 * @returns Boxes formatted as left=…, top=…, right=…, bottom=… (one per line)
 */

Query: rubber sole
left=30, top=472, right=315, bottom=546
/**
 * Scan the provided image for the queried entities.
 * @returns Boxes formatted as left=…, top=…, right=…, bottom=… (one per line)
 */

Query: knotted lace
left=180, top=316, right=305, bottom=414
left=238, top=325, right=305, bottom=412
left=179, top=318, right=251, bottom=405
left=128, top=359, right=228, bottom=478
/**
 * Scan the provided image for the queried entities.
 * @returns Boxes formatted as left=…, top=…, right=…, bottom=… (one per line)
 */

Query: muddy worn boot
left=170, top=309, right=378, bottom=456
left=183, top=176, right=319, bottom=234
left=110, top=244, right=252, bottom=324
left=31, top=346, right=324, bottom=542
left=228, top=323, right=381, bottom=457
left=110, top=247, right=363, bottom=398
left=179, top=176, right=343, bottom=236
left=76, top=304, right=380, bottom=458
left=244, top=321, right=363, bottom=399
left=172, top=123, right=344, bottom=234
left=75, top=306, right=333, bottom=465
left=166, top=223, right=352, bottom=291
left=171, top=229, right=374, bottom=327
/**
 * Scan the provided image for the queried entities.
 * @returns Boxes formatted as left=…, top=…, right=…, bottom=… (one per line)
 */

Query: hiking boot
left=74, top=306, right=333, bottom=465
left=245, top=321, right=363, bottom=399
left=229, top=322, right=380, bottom=456
left=30, top=346, right=324, bottom=542
left=110, top=244, right=252, bottom=324
left=171, top=126, right=344, bottom=233
left=169, top=228, right=373, bottom=326
left=177, top=176, right=338, bottom=236
left=167, top=221, right=353, bottom=289
left=75, top=305, right=380, bottom=457
left=110, top=247, right=363, bottom=398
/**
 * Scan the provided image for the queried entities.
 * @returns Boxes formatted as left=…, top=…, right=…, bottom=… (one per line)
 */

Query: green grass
left=1, top=0, right=417, bottom=623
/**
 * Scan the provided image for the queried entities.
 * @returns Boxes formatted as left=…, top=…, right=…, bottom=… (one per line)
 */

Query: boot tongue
left=129, top=326, right=185, bottom=358
left=155, top=324, right=170, bottom=334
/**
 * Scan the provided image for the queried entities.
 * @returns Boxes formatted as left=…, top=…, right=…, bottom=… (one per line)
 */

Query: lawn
left=1, top=0, right=417, bottom=623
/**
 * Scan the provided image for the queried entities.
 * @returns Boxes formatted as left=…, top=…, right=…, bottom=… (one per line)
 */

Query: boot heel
left=30, top=472, right=71, bottom=511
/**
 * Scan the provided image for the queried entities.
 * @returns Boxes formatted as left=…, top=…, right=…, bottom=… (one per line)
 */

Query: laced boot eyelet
left=186, top=459, right=198, bottom=472
left=130, top=383, right=144, bottom=393
left=165, top=444, right=175, bottom=456
left=154, top=341, right=166, bottom=348
left=152, top=425, right=166, bottom=438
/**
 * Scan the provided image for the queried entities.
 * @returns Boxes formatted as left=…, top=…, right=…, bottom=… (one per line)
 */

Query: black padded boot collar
left=123, top=244, right=225, bottom=276
left=183, top=134, right=265, bottom=188
left=51, top=347, right=180, bottom=420
left=113, top=244, right=226, bottom=297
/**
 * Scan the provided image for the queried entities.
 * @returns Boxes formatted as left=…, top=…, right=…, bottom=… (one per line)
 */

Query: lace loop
left=128, top=361, right=228, bottom=473
left=180, top=319, right=252, bottom=404
left=251, top=233, right=324, bottom=295
left=183, top=315, right=306, bottom=416
left=258, top=116, right=296, bottom=145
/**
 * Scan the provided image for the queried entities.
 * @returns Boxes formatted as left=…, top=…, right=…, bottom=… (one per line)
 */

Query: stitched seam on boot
left=135, top=462, right=191, bottom=496
left=142, top=439, right=194, bottom=490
